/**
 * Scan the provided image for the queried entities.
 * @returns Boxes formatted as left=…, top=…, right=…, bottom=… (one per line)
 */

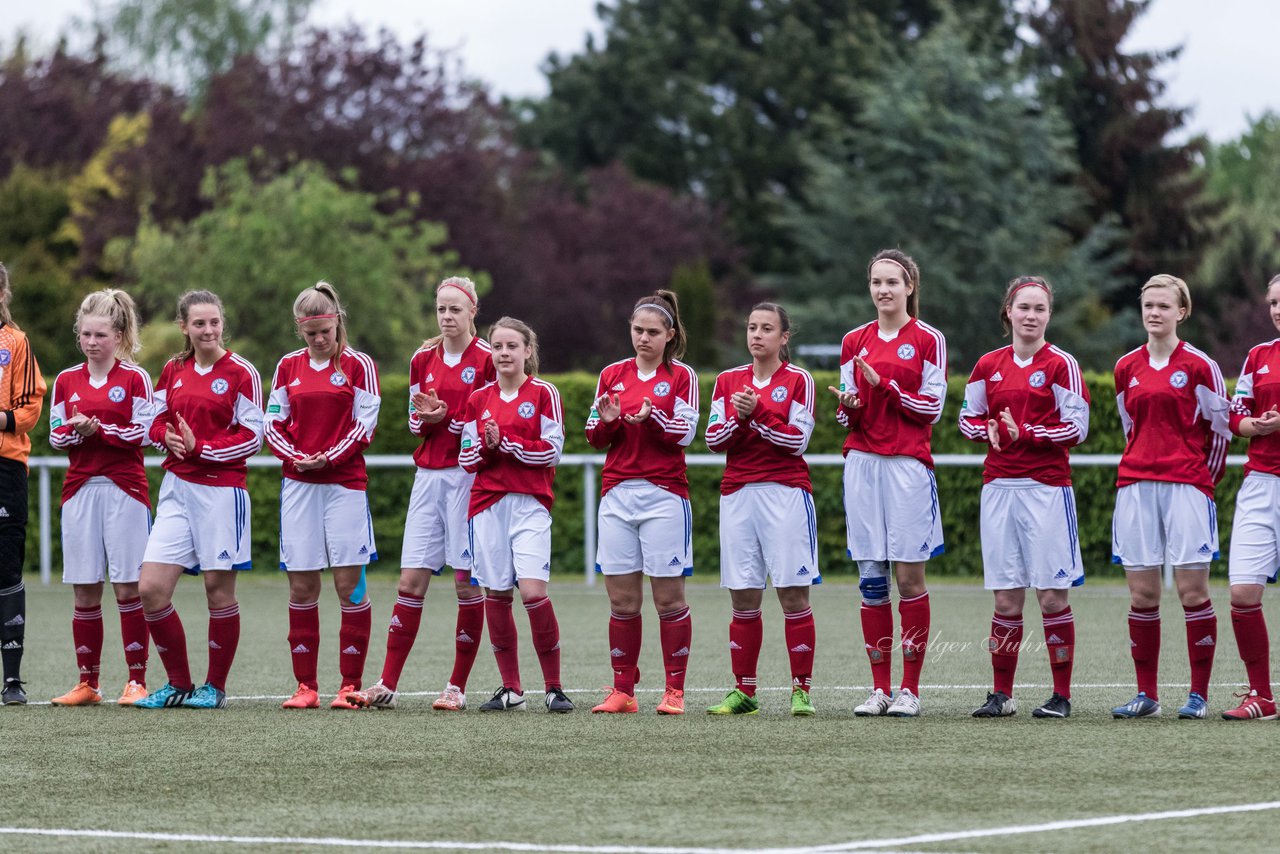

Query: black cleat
left=1032, top=693, right=1072, bottom=718
left=544, top=688, right=574, bottom=713
left=2, top=679, right=26, bottom=706
left=478, top=686, right=527, bottom=712
left=971, top=691, right=1016, bottom=717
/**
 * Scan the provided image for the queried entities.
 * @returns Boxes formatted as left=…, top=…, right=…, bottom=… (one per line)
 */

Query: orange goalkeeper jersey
left=0, top=323, right=47, bottom=466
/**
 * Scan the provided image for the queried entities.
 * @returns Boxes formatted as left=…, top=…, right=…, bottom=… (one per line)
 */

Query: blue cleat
left=1177, top=691, right=1207, bottom=719
left=1112, top=692, right=1161, bottom=719
left=183, top=683, right=228, bottom=710
left=133, top=683, right=193, bottom=709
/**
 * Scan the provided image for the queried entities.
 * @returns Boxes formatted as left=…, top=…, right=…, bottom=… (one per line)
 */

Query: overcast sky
left=7, top=0, right=1275, bottom=141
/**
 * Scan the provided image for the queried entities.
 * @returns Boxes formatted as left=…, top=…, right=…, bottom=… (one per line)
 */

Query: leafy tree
left=779, top=13, right=1127, bottom=370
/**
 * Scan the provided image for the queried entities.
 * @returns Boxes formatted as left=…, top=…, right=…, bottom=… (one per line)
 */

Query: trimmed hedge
left=27, top=370, right=1246, bottom=579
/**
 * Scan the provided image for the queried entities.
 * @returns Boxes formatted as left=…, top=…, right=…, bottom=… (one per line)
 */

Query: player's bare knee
left=1230, top=583, right=1264, bottom=609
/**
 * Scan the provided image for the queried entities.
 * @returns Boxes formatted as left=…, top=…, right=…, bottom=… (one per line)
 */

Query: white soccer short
left=279, top=479, right=377, bottom=571
left=1228, top=472, right=1280, bottom=585
left=143, top=472, right=252, bottom=573
left=468, top=493, right=552, bottom=592
left=400, top=466, right=474, bottom=573
left=718, top=484, right=820, bottom=589
left=843, top=451, right=944, bottom=563
left=1112, top=480, right=1218, bottom=569
left=596, top=480, right=693, bottom=577
left=981, top=478, right=1084, bottom=590
left=60, top=477, right=151, bottom=585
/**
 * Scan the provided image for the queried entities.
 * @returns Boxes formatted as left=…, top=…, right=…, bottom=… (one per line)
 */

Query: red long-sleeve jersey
left=148, top=351, right=264, bottom=489
left=838, top=318, right=947, bottom=467
left=459, top=377, right=564, bottom=516
left=49, top=359, right=154, bottom=507
left=584, top=357, right=699, bottom=498
left=958, top=344, right=1090, bottom=486
left=705, top=362, right=815, bottom=496
left=1114, top=341, right=1229, bottom=497
left=407, top=338, right=495, bottom=470
left=1230, top=338, right=1280, bottom=477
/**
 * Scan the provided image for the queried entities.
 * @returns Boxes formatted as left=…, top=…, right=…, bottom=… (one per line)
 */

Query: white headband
left=633, top=302, right=674, bottom=326
left=871, top=258, right=911, bottom=281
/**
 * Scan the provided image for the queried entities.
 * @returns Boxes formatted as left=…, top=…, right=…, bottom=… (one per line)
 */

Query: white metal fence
left=29, top=453, right=1243, bottom=588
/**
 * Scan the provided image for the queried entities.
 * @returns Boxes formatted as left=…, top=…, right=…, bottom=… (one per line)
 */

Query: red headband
left=1009, top=281, right=1051, bottom=301
left=439, top=282, right=476, bottom=306
left=296, top=313, right=338, bottom=324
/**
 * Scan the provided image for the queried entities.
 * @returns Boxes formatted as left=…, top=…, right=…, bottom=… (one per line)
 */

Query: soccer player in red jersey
left=705, top=303, right=819, bottom=717
left=49, top=290, right=154, bottom=706
left=362, top=277, right=494, bottom=711
left=134, top=291, right=264, bottom=710
left=958, top=277, right=1090, bottom=719
left=1110, top=275, right=1230, bottom=720
left=1222, top=273, right=1280, bottom=721
left=265, top=283, right=382, bottom=711
left=586, top=290, right=698, bottom=716
left=459, top=318, right=573, bottom=713
left=833, top=249, right=946, bottom=718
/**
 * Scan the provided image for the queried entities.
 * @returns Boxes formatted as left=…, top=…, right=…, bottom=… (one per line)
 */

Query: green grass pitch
left=6, top=573, right=1280, bottom=852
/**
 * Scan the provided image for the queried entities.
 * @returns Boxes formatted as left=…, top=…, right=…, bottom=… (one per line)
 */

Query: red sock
left=117, top=597, right=148, bottom=687
left=1042, top=606, right=1075, bottom=699
left=206, top=603, right=240, bottom=692
left=730, top=608, right=763, bottom=697
left=72, top=606, right=104, bottom=688
left=1128, top=605, right=1160, bottom=699
left=379, top=591, right=424, bottom=691
left=144, top=604, right=193, bottom=691
left=1184, top=600, right=1217, bottom=698
left=860, top=602, right=893, bottom=693
left=783, top=606, right=815, bottom=692
left=485, top=596, right=521, bottom=693
left=608, top=610, right=642, bottom=694
left=449, top=593, right=485, bottom=691
left=898, top=592, right=930, bottom=694
left=1231, top=604, right=1272, bottom=699
left=339, top=599, right=373, bottom=690
left=989, top=612, right=1022, bottom=697
left=287, top=600, right=321, bottom=690
left=658, top=606, right=691, bottom=691
left=524, top=596, right=562, bottom=692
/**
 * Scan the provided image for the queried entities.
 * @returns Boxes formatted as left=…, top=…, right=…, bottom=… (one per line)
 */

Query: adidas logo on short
left=610, top=647, right=626, bottom=658
left=341, top=645, right=361, bottom=655
left=208, top=641, right=222, bottom=649
left=1198, top=544, right=1212, bottom=555
left=1195, top=635, right=1215, bottom=647
left=457, top=632, right=474, bottom=643
left=789, top=644, right=813, bottom=653
left=461, top=549, right=471, bottom=560
left=359, top=545, right=368, bottom=555
left=292, top=644, right=310, bottom=654
left=1, top=641, right=18, bottom=650
left=389, top=615, right=403, bottom=628
left=990, top=371, right=1003, bottom=382
left=668, top=556, right=681, bottom=567
left=217, top=550, right=231, bottom=561
left=919, top=542, right=929, bottom=552
left=728, top=641, right=742, bottom=650
left=1054, top=569, right=1069, bottom=579
left=541, top=562, right=550, bottom=573
left=672, top=646, right=690, bottom=657
left=4, top=614, right=23, bottom=626
left=125, top=642, right=144, bottom=652
left=1046, top=634, right=1064, bottom=645
left=75, top=645, right=92, bottom=654
left=797, top=566, right=809, bottom=576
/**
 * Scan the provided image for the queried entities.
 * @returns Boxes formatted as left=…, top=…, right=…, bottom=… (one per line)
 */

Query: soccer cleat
left=591, top=688, right=638, bottom=714
left=432, top=683, right=466, bottom=711
left=545, top=688, right=575, bottom=713
left=790, top=687, right=816, bottom=717
left=133, top=683, right=192, bottom=709
left=1221, top=690, right=1278, bottom=721
left=183, top=682, right=227, bottom=709
left=1032, top=693, right=1072, bottom=719
left=1177, top=692, right=1207, bottom=720
left=971, top=691, right=1017, bottom=718
left=51, top=681, right=103, bottom=707
left=2, top=679, right=26, bottom=706
left=330, top=684, right=364, bottom=710
left=479, top=686, right=527, bottom=711
left=281, top=684, right=319, bottom=709
left=360, top=680, right=397, bottom=710
left=886, top=688, right=921, bottom=717
left=854, top=688, right=892, bottom=717
left=117, top=681, right=148, bottom=706
left=706, top=687, right=759, bottom=716
left=656, top=687, right=685, bottom=715
left=1111, top=692, right=1161, bottom=718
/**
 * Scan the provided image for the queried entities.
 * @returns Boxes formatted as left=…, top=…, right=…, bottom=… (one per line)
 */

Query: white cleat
left=854, top=688, right=893, bottom=717
left=886, top=688, right=921, bottom=717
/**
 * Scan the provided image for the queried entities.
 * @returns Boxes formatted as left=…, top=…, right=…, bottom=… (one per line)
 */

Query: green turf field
left=5, top=573, right=1279, bottom=852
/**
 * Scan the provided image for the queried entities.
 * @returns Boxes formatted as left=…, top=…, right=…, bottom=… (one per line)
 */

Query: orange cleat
left=331, top=684, right=366, bottom=709
left=282, top=683, right=320, bottom=709
left=116, top=681, right=148, bottom=706
left=51, top=681, right=103, bottom=706
left=656, top=687, right=685, bottom=715
left=592, top=687, right=638, bottom=714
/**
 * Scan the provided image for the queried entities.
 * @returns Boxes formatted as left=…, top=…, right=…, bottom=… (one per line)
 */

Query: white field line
left=4, top=801, right=1279, bottom=852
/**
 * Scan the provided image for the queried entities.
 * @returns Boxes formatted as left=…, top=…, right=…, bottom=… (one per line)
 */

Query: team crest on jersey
left=461, top=366, right=476, bottom=384
left=897, top=343, right=916, bottom=360
left=1028, top=370, right=1047, bottom=389
left=517, top=401, right=536, bottom=419
left=330, top=373, right=347, bottom=387
left=108, top=385, right=127, bottom=403
left=771, top=386, right=788, bottom=403
left=1169, top=370, right=1189, bottom=389
left=210, top=378, right=229, bottom=395
left=0, top=350, right=11, bottom=367
left=653, top=381, right=671, bottom=398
